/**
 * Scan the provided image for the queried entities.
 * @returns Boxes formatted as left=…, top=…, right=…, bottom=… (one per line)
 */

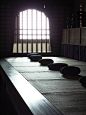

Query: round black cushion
left=48, top=63, right=68, bottom=71
left=39, top=59, right=54, bottom=66
left=27, top=53, right=38, bottom=58
left=30, top=55, right=42, bottom=61
left=79, top=77, right=86, bottom=85
left=60, top=66, right=81, bottom=76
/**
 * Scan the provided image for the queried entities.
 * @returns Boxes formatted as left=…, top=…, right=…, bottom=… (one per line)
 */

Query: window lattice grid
left=13, top=9, right=51, bottom=53
left=19, top=9, right=50, bottom=40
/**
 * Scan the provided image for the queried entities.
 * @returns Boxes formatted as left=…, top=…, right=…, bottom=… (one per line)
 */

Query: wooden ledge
left=0, top=59, right=63, bottom=115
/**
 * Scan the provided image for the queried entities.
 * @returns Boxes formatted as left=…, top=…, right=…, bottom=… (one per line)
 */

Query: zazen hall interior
left=0, top=0, right=86, bottom=115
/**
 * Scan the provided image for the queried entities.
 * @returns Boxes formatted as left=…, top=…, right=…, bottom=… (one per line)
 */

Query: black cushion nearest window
left=30, top=55, right=42, bottom=61
left=27, top=53, right=39, bottom=58
left=60, top=66, right=81, bottom=76
left=39, top=59, right=54, bottom=66
left=48, top=63, right=68, bottom=71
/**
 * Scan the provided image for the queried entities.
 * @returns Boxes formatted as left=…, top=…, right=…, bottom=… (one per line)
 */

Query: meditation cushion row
left=27, top=53, right=38, bottom=58
left=30, top=55, right=42, bottom=61
left=79, top=77, right=86, bottom=85
left=60, top=66, right=81, bottom=76
left=48, top=63, right=68, bottom=71
left=39, top=59, right=54, bottom=66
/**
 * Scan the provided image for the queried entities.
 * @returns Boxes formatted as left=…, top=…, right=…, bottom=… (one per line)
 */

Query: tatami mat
left=43, top=92, right=86, bottom=115
left=6, top=56, right=86, bottom=115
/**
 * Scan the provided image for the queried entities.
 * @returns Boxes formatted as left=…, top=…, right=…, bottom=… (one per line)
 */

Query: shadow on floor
left=62, top=74, right=83, bottom=80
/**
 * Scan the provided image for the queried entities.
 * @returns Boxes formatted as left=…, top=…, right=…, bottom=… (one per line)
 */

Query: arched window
left=13, top=9, right=51, bottom=53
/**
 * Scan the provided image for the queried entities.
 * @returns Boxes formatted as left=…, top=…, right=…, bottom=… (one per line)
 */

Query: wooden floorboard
left=6, top=57, right=86, bottom=115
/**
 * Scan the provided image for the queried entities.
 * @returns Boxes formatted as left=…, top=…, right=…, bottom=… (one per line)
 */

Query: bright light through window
left=19, top=9, right=50, bottom=39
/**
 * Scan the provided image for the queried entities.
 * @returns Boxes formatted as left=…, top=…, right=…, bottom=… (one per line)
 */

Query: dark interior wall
left=61, top=0, right=86, bottom=61
left=0, top=0, right=74, bottom=58
left=51, top=0, right=74, bottom=56
left=0, top=3, right=12, bottom=58
left=84, top=1, right=86, bottom=11
left=74, top=0, right=86, bottom=12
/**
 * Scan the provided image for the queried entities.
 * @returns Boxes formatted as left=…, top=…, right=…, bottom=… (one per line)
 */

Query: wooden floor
left=6, top=56, right=86, bottom=115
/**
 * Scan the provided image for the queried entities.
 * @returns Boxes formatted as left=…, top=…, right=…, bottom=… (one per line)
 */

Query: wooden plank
left=69, top=28, right=80, bottom=45
left=0, top=59, right=63, bottom=115
left=62, top=29, right=69, bottom=44
left=81, top=27, right=86, bottom=45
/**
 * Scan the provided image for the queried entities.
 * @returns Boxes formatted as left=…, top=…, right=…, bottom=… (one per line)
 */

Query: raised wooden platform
left=0, top=58, right=63, bottom=115
left=4, top=56, right=86, bottom=115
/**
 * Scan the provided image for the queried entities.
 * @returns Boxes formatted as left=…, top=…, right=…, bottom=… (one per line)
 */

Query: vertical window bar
left=27, top=10, right=28, bottom=53
left=21, top=12, right=23, bottom=53
left=36, top=10, right=38, bottom=52
left=5, top=5, right=6, bottom=54
left=31, top=10, right=33, bottom=52
left=17, top=15, right=19, bottom=53
left=46, top=17, right=47, bottom=53
left=41, top=12, right=42, bottom=53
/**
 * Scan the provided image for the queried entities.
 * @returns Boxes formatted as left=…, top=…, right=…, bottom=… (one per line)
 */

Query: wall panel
left=69, top=28, right=80, bottom=45
left=81, top=28, right=86, bottom=45
left=61, top=27, right=86, bottom=61
left=0, top=4, right=12, bottom=57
